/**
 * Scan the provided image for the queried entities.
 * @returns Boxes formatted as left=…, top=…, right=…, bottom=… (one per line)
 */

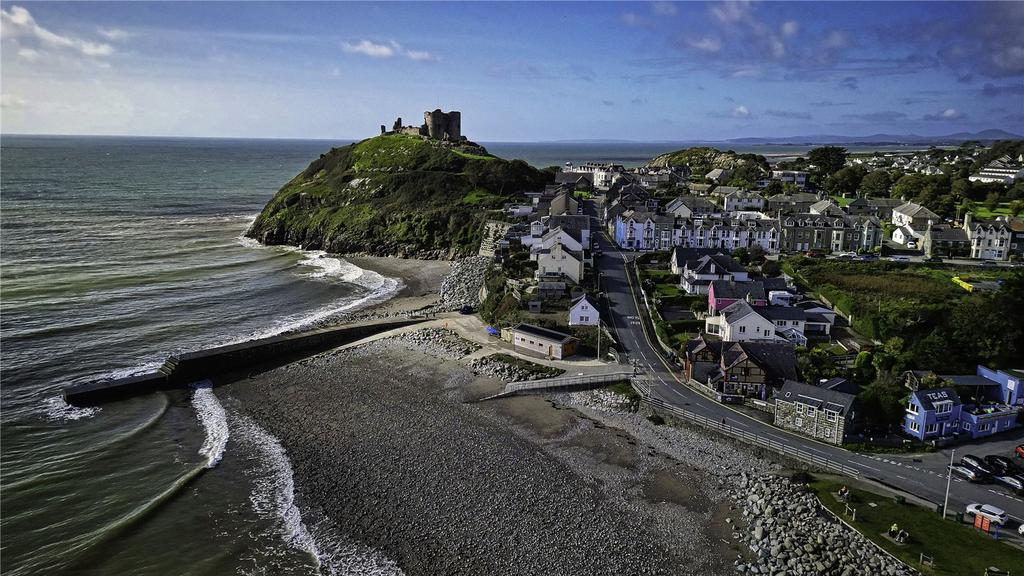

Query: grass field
left=972, top=202, right=1017, bottom=219
left=811, top=480, right=1022, bottom=575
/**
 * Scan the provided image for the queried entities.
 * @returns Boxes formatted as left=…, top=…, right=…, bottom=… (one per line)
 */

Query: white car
left=1019, top=523, right=1024, bottom=536
left=966, top=503, right=1008, bottom=526
left=907, top=241, right=918, bottom=249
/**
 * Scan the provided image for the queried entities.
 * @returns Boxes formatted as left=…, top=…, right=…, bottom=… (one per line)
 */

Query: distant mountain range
left=725, top=129, right=1023, bottom=145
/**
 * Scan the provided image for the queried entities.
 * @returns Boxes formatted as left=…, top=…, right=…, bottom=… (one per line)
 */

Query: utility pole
left=943, top=448, right=956, bottom=520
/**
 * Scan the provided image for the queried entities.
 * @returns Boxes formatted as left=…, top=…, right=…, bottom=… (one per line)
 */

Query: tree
left=858, top=170, right=892, bottom=197
left=764, top=179, right=784, bottom=196
left=985, top=191, right=1002, bottom=211
left=808, top=146, right=849, bottom=176
left=760, top=260, right=781, bottom=277
left=825, top=166, right=866, bottom=196
left=748, top=245, right=766, bottom=263
left=1009, top=200, right=1024, bottom=216
left=891, top=174, right=927, bottom=200
left=856, top=371, right=907, bottom=432
left=732, top=247, right=749, bottom=264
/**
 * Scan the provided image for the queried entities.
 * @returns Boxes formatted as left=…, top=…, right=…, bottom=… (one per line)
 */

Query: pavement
left=583, top=200, right=1024, bottom=535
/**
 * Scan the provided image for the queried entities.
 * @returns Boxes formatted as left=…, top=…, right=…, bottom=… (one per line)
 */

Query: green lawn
left=830, top=195, right=853, bottom=207
left=972, top=202, right=1016, bottom=219
left=811, top=480, right=1022, bottom=575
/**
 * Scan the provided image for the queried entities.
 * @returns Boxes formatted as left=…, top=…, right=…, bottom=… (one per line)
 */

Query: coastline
left=222, top=336, right=751, bottom=575
left=339, top=255, right=453, bottom=320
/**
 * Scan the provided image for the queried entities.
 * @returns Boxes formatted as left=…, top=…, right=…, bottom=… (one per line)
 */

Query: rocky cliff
left=646, top=146, right=769, bottom=181
left=246, top=134, right=549, bottom=258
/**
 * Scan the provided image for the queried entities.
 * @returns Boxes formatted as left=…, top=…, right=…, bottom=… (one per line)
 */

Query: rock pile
left=393, top=328, right=481, bottom=360
left=468, top=356, right=559, bottom=382
left=436, top=256, right=491, bottom=310
left=730, top=473, right=914, bottom=576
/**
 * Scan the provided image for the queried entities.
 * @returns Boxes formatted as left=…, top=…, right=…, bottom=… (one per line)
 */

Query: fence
left=629, top=378, right=861, bottom=478
left=503, top=371, right=636, bottom=394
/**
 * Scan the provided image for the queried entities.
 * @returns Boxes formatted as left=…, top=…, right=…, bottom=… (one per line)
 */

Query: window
left=963, top=421, right=972, bottom=431
left=739, top=326, right=746, bottom=333
left=935, top=401, right=952, bottom=414
left=825, top=428, right=833, bottom=438
left=795, top=417, right=804, bottom=427
left=908, top=420, right=920, bottom=432
left=925, top=423, right=938, bottom=434
left=826, top=411, right=837, bottom=422
left=979, top=422, right=990, bottom=432
left=906, top=401, right=918, bottom=415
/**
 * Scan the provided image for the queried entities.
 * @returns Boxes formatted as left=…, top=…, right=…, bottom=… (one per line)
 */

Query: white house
left=969, top=155, right=1024, bottom=184
left=568, top=295, right=599, bottom=326
left=722, top=190, right=766, bottom=213
left=892, top=201, right=939, bottom=232
left=964, top=213, right=1011, bottom=260
left=533, top=226, right=584, bottom=255
left=535, top=242, right=584, bottom=284
left=704, top=300, right=808, bottom=345
left=507, top=324, right=577, bottom=359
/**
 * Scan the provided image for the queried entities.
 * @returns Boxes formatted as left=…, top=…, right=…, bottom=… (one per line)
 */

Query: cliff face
left=246, top=134, right=548, bottom=258
left=646, top=146, right=769, bottom=179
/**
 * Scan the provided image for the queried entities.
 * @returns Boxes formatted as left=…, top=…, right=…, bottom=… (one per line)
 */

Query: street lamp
left=943, top=448, right=956, bottom=520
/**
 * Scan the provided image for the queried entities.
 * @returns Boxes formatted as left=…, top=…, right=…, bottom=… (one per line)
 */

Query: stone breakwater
left=467, top=356, right=561, bottom=382
left=393, top=328, right=481, bottom=360
left=730, top=474, right=914, bottom=576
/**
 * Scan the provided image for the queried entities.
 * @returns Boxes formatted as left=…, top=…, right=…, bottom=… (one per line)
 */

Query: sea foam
left=233, top=414, right=404, bottom=576
left=42, top=396, right=101, bottom=422
left=191, top=381, right=229, bottom=468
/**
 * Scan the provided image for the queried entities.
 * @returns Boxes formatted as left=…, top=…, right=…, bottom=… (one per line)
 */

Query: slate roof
left=548, top=214, right=591, bottom=232
left=512, top=323, right=575, bottom=344
left=722, top=341, right=799, bottom=381
left=757, top=306, right=807, bottom=322
left=720, top=300, right=760, bottom=323
left=672, top=247, right=727, bottom=264
left=926, top=225, right=968, bottom=242
left=911, top=387, right=961, bottom=411
left=685, top=253, right=746, bottom=275
left=777, top=380, right=856, bottom=415
left=894, top=201, right=939, bottom=220
left=761, top=277, right=790, bottom=291
left=711, top=280, right=766, bottom=301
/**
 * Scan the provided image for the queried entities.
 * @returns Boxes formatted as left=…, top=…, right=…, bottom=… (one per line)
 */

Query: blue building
left=902, top=365, right=1023, bottom=442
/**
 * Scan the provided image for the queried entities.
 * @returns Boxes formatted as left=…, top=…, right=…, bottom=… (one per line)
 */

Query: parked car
left=804, top=250, right=826, bottom=258
left=458, top=305, right=474, bottom=315
left=981, top=260, right=998, bottom=267
left=993, top=475, right=1024, bottom=493
left=834, top=251, right=857, bottom=259
left=966, top=503, right=1008, bottom=526
left=1016, top=444, right=1024, bottom=458
left=923, top=256, right=944, bottom=263
left=1019, top=523, right=1024, bottom=536
left=948, top=464, right=988, bottom=482
left=962, top=454, right=996, bottom=475
left=858, top=254, right=879, bottom=261
left=906, top=241, right=918, bottom=249
left=984, top=455, right=1020, bottom=475
left=888, top=255, right=911, bottom=262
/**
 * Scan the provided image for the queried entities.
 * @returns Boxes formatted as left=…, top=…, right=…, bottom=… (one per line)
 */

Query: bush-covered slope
left=246, top=134, right=548, bottom=258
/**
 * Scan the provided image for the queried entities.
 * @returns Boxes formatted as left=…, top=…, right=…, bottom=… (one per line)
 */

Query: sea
left=0, top=134, right=912, bottom=575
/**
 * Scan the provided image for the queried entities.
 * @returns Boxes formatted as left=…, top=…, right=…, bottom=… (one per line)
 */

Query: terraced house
left=676, top=216, right=781, bottom=254
left=780, top=213, right=882, bottom=253
left=682, top=335, right=799, bottom=402
left=964, top=213, right=1011, bottom=260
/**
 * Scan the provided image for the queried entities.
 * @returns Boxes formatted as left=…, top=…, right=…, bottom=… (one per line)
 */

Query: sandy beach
left=224, top=337, right=750, bottom=575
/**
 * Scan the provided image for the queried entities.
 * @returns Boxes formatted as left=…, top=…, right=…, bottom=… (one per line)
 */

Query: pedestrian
left=721, top=417, right=726, bottom=427
left=889, top=522, right=898, bottom=537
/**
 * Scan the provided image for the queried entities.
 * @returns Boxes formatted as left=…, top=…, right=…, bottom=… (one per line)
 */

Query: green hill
left=246, top=134, right=549, bottom=258
left=646, top=146, right=769, bottom=183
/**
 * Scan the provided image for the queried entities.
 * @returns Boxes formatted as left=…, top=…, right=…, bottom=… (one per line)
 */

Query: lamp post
left=943, top=448, right=956, bottom=520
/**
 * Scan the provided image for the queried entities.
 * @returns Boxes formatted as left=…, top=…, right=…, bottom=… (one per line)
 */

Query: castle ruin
left=382, top=109, right=463, bottom=142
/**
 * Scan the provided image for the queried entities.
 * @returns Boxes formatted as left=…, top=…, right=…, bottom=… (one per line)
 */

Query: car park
left=966, top=503, right=1008, bottom=526
left=948, top=464, right=988, bottom=482
left=984, top=455, right=1020, bottom=475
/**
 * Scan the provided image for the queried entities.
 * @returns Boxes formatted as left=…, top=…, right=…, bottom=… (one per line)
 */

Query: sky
left=1, top=1, right=1023, bottom=141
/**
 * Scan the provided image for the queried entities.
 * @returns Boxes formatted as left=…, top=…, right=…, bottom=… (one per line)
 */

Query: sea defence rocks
left=730, top=474, right=913, bottom=576
left=468, top=356, right=561, bottom=382
left=436, top=256, right=490, bottom=310
left=394, top=328, right=481, bottom=360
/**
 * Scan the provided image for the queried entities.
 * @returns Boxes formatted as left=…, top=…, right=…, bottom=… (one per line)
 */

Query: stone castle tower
left=423, top=109, right=461, bottom=141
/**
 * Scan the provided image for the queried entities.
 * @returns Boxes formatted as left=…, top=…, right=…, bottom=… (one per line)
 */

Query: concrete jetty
left=63, top=317, right=427, bottom=405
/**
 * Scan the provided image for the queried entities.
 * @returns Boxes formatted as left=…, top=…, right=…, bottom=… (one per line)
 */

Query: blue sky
left=1, top=1, right=1022, bottom=141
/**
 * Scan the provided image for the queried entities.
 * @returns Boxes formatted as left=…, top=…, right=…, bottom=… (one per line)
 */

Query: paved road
left=586, top=207, right=1024, bottom=531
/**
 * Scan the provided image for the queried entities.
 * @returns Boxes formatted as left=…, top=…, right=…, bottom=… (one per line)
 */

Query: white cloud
left=342, top=39, right=436, bottom=61
left=1, top=5, right=114, bottom=57
left=1, top=94, right=28, bottom=109
left=650, top=2, right=678, bottom=16
left=710, top=1, right=749, bottom=25
left=98, top=27, right=132, bottom=42
left=688, top=37, right=721, bottom=54
left=781, top=20, right=799, bottom=37
left=621, top=12, right=648, bottom=27
left=821, top=30, right=849, bottom=50
left=342, top=39, right=396, bottom=58
left=17, top=47, right=40, bottom=61
left=923, top=108, right=965, bottom=121
left=732, top=105, right=750, bottom=118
